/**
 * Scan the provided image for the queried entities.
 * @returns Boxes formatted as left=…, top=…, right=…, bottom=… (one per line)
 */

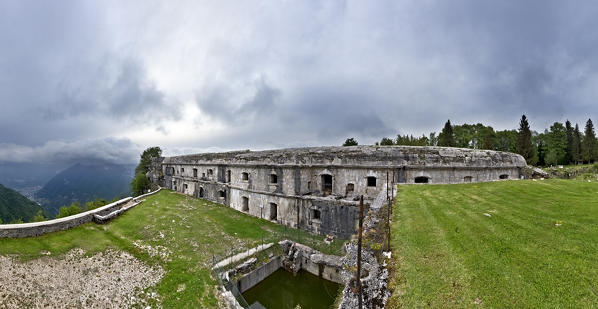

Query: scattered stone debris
left=0, top=248, right=163, bottom=308
left=133, top=240, right=172, bottom=262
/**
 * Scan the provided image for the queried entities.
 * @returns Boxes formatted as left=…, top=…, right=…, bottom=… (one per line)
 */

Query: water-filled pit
left=242, top=268, right=342, bottom=309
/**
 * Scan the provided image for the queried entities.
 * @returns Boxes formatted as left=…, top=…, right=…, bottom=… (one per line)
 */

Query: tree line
left=343, top=115, right=598, bottom=166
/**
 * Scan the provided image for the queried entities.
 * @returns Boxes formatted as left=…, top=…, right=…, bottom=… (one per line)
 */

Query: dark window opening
left=199, top=187, right=204, bottom=197
left=226, top=170, right=231, bottom=183
left=464, top=176, right=473, bottom=182
left=414, top=176, right=429, bottom=184
left=181, top=168, right=184, bottom=173
left=499, top=174, right=509, bottom=180
left=312, top=209, right=321, bottom=220
left=307, top=181, right=312, bottom=190
left=269, top=203, right=277, bottom=220
left=183, top=184, right=188, bottom=190
left=193, top=168, right=198, bottom=177
left=242, top=197, right=249, bottom=212
left=208, top=169, right=213, bottom=176
left=219, top=190, right=226, bottom=198
left=367, top=176, right=377, bottom=187
left=202, top=172, right=206, bottom=178
left=270, top=174, right=278, bottom=184
left=346, top=183, right=355, bottom=193
left=242, top=172, right=249, bottom=181
left=321, top=174, right=333, bottom=195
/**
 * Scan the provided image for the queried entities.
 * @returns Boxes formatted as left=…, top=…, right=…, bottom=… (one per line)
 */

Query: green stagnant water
left=242, top=268, right=342, bottom=309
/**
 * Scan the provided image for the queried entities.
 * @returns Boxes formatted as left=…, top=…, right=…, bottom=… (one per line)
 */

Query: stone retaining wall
left=236, top=256, right=282, bottom=293
left=0, top=188, right=161, bottom=238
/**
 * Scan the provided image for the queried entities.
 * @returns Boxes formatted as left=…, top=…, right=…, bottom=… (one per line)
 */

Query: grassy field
left=388, top=179, right=598, bottom=308
left=0, top=190, right=344, bottom=308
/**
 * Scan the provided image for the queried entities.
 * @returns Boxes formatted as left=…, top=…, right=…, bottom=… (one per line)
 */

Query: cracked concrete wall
left=153, top=146, right=525, bottom=237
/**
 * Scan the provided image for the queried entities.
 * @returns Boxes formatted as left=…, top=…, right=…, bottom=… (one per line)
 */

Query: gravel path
left=0, top=249, right=164, bottom=308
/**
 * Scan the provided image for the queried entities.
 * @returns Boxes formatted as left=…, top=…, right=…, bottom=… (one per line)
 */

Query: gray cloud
left=2, top=0, right=598, bottom=162
left=0, top=138, right=140, bottom=164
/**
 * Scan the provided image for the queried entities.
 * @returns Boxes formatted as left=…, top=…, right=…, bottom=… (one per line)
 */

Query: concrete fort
left=148, top=146, right=526, bottom=238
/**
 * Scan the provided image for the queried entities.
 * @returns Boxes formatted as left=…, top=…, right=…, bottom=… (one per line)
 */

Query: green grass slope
left=0, top=183, right=43, bottom=223
left=388, top=179, right=598, bottom=308
left=0, top=190, right=343, bottom=308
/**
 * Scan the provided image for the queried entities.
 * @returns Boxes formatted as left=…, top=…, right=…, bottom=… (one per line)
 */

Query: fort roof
left=162, top=145, right=527, bottom=168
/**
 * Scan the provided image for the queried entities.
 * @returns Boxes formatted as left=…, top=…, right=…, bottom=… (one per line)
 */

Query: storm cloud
left=1, top=0, right=598, bottom=163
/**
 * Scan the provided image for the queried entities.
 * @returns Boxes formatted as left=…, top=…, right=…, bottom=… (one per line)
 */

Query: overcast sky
left=1, top=0, right=598, bottom=164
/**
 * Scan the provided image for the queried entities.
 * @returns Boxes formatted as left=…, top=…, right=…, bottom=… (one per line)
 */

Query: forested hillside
left=0, top=184, right=43, bottom=223
left=36, top=163, right=135, bottom=216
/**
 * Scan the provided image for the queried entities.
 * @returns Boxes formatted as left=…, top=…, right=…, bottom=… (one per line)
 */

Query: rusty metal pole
left=357, top=195, right=364, bottom=309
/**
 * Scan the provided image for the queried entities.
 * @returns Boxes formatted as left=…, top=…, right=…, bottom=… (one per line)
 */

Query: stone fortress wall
left=149, top=146, right=526, bottom=238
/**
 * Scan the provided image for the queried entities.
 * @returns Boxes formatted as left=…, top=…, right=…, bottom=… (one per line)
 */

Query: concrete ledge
left=0, top=187, right=162, bottom=238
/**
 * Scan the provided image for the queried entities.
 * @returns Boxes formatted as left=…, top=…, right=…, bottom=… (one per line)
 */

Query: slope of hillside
left=36, top=163, right=135, bottom=216
left=0, top=184, right=43, bottom=223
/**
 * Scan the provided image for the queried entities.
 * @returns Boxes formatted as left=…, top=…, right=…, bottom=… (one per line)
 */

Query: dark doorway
left=346, top=183, right=354, bottom=194
left=227, top=170, right=231, bottom=183
left=242, top=172, right=249, bottom=181
left=464, top=176, right=473, bottom=183
left=270, top=174, right=278, bottom=184
left=269, top=203, right=278, bottom=221
left=199, top=187, right=204, bottom=197
left=367, top=177, right=376, bottom=187
left=312, top=209, right=321, bottom=220
left=193, top=168, right=198, bottom=177
left=321, top=175, right=332, bottom=195
left=414, top=176, right=429, bottom=184
left=242, top=196, right=249, bottom=212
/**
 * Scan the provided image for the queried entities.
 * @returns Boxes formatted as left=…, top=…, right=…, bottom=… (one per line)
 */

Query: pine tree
left=582, top=118, right=597, bottom=163
left=439, top=120, right=455, bottom=147
left=565, top=120, right=574, bottom=164
left=516, top=115, right=534, bottom=164
left=572, top=124, right=582, bottom=164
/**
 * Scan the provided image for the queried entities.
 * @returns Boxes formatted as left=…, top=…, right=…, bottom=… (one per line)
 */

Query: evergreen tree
left=545, top=122, right=568, bottom=166
left=439, top=120, right=455, bottom=147
left=572, top=124, right=582, bottom=164
left=582, top=118, right=597, bottom=163
left=565, top=120, right=574, bottom=164
left=342, top=138, right=358, bottom=146
left=380, top=137, right=394, bottom=146
left=516, top=115, right=535, bottom=164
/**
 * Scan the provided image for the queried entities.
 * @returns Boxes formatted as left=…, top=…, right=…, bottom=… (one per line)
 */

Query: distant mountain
left=0, top=183, right=43, bottom=223
left=36, top=163, right=135, bottom=216
left=0, top=162, right=67, bottom=197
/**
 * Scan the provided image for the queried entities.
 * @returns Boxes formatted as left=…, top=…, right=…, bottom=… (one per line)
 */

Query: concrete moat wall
left=149, top=146, right=526, bottom=237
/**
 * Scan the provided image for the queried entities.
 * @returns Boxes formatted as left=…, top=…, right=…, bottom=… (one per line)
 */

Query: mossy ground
left=388, top=179, right=598, bottom=308
left=0, top=190, right=344, bottom=308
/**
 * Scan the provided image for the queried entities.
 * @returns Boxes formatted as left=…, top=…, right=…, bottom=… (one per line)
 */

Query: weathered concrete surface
left=152, top=146, right=526, bottom=237
left=236, top=256, right=282, bottom=293
left=280, top=240, right=344, bottom=284
left=212, top=243, right=274, bottom=270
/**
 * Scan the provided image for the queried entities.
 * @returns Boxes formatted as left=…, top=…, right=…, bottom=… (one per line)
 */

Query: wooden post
left=357, top=195, right=364, bottom=309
